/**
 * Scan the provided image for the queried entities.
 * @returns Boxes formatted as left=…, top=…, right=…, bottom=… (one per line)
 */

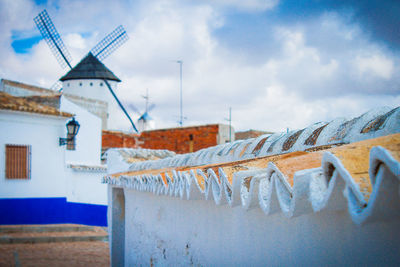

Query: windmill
left=34, top=9, right=138, bottom=132
left=127, top=89, right=156, bottom=132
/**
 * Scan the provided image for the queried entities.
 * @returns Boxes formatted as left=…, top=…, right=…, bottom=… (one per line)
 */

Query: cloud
left=355, top=54, right=394, bottom=80
left=0, top=0, right=399, bottom=134
left=207, top=0, right=279, bottom=12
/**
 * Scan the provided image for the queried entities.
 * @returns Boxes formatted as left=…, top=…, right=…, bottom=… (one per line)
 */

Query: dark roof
left=60, top=53, right=121, bottom=82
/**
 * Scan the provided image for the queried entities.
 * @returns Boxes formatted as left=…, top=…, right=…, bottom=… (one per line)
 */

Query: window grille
left=5, top=144, right=31, bottom=179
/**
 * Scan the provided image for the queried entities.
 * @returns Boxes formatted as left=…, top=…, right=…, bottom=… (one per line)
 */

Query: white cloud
left=207, top=0, right=279, bottom=12
left=355, top=54, right=394, bottom=80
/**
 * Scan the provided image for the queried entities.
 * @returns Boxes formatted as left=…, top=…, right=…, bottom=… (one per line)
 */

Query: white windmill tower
left=34, top=10, right=137, bottom=132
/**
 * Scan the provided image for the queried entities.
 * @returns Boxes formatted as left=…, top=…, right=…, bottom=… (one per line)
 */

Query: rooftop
left=0, top=92, right=72, bottom=118
left=104, top=106, right=400, bottom=224
left=60, top=53, right=121, bottom=82
left=1, top=79, right=58, bottom=96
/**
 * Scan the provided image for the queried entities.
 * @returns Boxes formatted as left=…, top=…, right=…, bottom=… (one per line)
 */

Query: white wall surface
left=60, top=96, right=102, bottom=165
left=0, top=111, right=68, bottom=198
left=62, top=79, right=117, bottom=104
left=66, top=168, right=107, bottom=205
left=112, top=186, right=400, bottom=266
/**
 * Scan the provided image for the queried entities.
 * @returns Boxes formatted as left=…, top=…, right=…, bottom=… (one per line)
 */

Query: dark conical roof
left=60, top=53, right=121, bottom=82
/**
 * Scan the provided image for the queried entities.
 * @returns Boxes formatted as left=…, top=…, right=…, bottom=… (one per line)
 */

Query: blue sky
left=1, top=0, right=399, bottom=132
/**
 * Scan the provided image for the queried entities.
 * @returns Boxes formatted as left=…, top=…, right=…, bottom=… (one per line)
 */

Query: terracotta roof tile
left=0, top=92, right=73, bottom=118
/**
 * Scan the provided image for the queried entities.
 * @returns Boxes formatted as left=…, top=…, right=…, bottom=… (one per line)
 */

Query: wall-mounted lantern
left=59, top=117, right=80, bottom=150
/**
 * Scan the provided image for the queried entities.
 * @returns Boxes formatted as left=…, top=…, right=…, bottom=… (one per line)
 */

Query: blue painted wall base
left=0, top=198, right=107, bottom=226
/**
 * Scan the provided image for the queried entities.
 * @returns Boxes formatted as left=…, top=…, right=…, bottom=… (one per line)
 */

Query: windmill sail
left=34, top=10, right=72, bottom=69
left=34, top=10, right=138, bottom=132
left=103, top=80, right=138, bottom=132
left=90, top=25, right=128, bottom=62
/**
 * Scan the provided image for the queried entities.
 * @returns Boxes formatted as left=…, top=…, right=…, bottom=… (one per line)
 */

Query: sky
left=0, top=0, right=399, bottom=133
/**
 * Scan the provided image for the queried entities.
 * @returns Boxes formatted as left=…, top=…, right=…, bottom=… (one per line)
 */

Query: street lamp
left=59, top=117, right=80, bottom=150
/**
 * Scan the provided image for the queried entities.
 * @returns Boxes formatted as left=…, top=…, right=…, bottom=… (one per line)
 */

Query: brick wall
left=102, top=130, right=139, bottom=150
left=102, top=124, right=231, bottom=154
left=140, top=125, right=220, bottom=154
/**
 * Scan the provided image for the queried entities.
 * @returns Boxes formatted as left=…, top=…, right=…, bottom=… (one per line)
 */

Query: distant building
left=102, top=124, right=234, bottom=155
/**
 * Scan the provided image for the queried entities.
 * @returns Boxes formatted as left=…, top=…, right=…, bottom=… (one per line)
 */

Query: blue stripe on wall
left=0, top=198, right=107, bottom=226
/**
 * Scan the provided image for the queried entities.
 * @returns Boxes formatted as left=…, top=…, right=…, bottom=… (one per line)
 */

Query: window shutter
left=5, top=144, right=31, bottom=179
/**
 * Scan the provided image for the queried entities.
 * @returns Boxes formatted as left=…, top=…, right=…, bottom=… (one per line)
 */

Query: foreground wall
left=106, top=134, right=400, bottom=265
left=109, top=181, right=400, bottom=266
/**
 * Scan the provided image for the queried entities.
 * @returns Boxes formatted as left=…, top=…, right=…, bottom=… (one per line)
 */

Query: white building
left=0, top=91, right=107, bottom=225
left=0, top=73, right=112, bottom=225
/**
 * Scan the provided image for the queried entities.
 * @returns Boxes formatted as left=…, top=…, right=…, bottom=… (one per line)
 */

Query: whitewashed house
left=0, top=88, right=109, bottom=225
left=0, top=53, right=123, bottom=226
left=105, top=107, right=400, bottom=266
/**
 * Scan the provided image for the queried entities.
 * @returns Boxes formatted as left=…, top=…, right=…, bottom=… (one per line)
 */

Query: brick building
left=102, top=124, right=233, bottom=154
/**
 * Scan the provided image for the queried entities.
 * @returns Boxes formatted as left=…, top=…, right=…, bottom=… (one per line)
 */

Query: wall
left=64, top=93, right=108, bottom=130
left=1, top=79, right=58, bottom=97
left=0, top=111, right=67, bottom=199
left=62, top=79, right=117, bottom=104
left=66, top=168, right=107, bottom=206
left=62, top=79, right=118, bottom=130
left=110, top=183, right=400, bottom=266
left=139, top=124, right=231, bottom=154
left=61, top=97, right=102, bottom=165
left=102, top=130, right=139, bottom=150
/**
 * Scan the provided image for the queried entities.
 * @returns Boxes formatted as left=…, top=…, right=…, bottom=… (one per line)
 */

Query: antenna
left=34, top=10, right=72, bottom=69
left=142, top=88, right=149, bottom=113
left=224, top=107, right=232, bottom=142
left=90, top=25, right=129, bottom=61
left=176, top=60, right=183, bottom=127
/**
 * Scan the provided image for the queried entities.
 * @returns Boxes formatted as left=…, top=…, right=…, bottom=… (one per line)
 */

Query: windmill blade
left=147, top=103, right=156, bottom=112
left=90, top=25, right=128, bottom=61
left=50, top=81, right=63, bottom=91
left=103, top=80, right=138, bottom=133
left=127, top=103, right=142, bottom=115
left=34, top=10, right=72, bottom=69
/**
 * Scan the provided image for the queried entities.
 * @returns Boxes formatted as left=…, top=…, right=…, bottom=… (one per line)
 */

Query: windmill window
left=5, top=144, right=31, bottom=179
left=100, top=82, right=103, bottom=87
left=67, top=83, right=70, bottom=87
left=90, top=82, right=93, bottom=86
left=79, top=82, right=82, bottom=86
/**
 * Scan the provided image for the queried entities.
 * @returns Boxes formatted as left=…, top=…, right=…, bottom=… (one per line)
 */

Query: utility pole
left=225, top=107, right=232, bottom=142
left=142, top=88, right=149, bottom=113
left=177, top=60, right=183, bottom=127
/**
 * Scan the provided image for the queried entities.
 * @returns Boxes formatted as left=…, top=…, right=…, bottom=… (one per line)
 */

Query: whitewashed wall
left=0, top=111, right=68, bottom=198
left=66, top=168, right=107, bottom=205
left=60, top=97, right=102, bottom=165
left=60, top=96, right=108, bottom=206
left=109, top=186, right=400, bottom=266
left=62, top=79, right=117, bottom=104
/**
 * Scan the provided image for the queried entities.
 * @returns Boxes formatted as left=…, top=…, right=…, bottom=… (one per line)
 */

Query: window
left=90, top=82, right=93, bottom=86
left=5, top=144, right=31, bottom=179
left=100, top=82, right=103, bottom=87
left=79, top=82, right=82, bottom=86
